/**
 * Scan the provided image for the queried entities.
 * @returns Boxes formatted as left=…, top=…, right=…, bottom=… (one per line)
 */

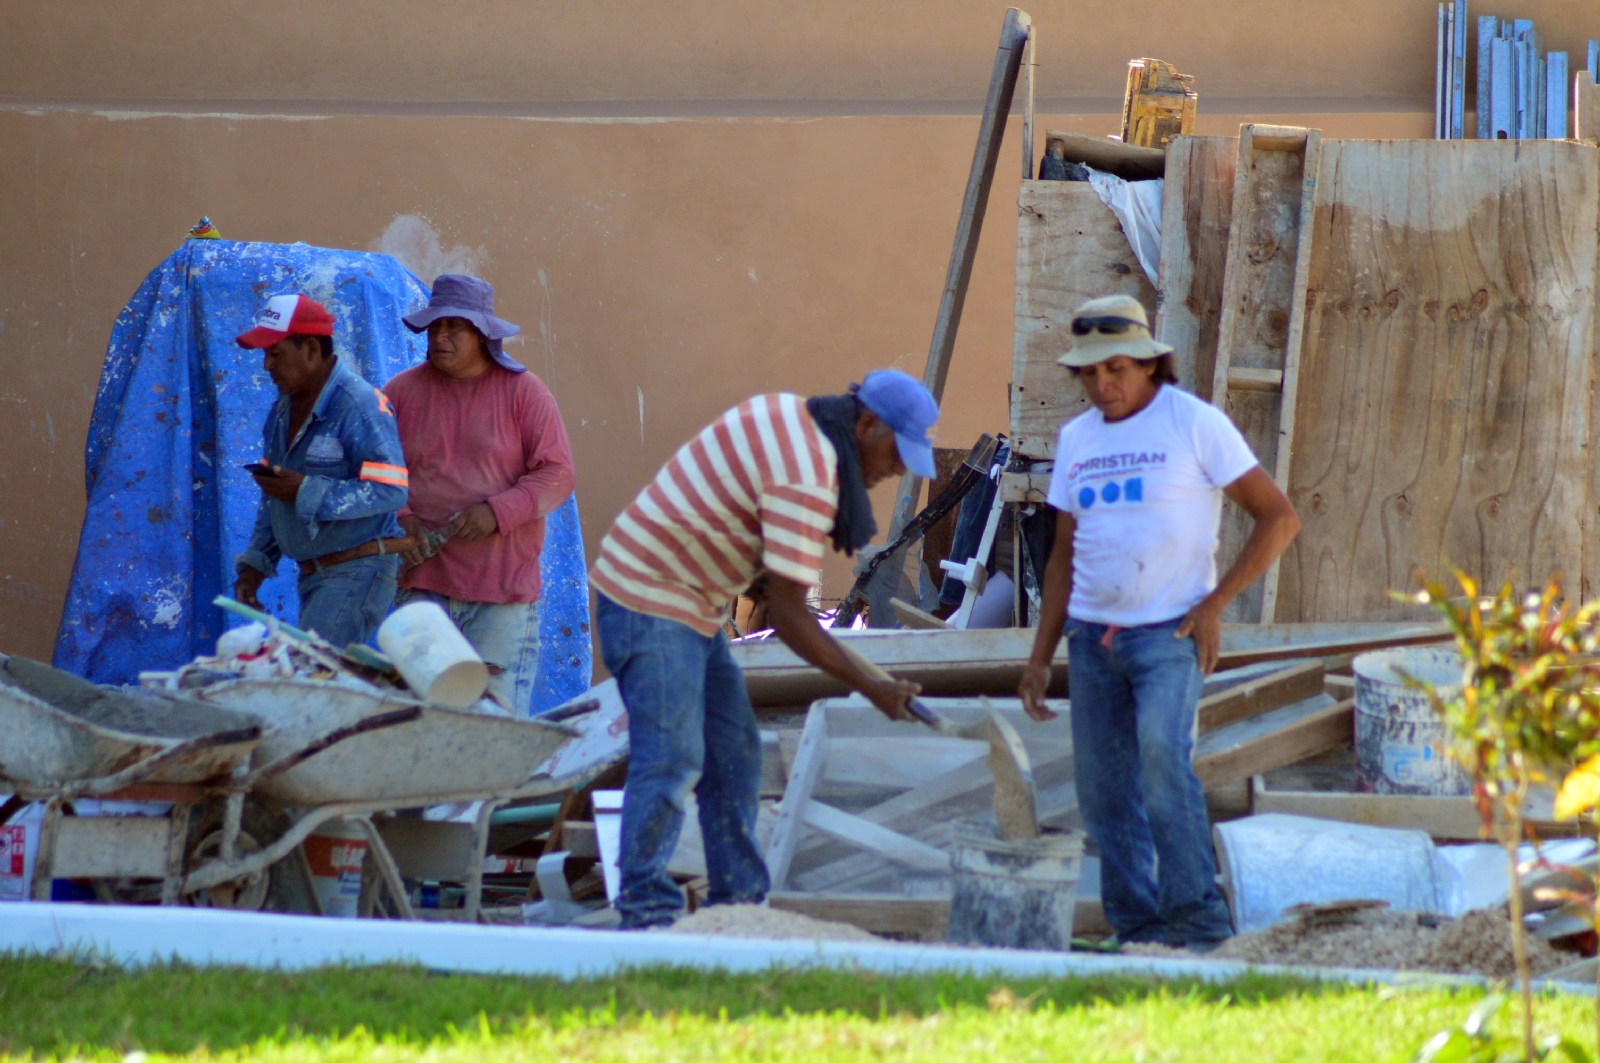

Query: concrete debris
left=1125, top=906, right=1570, bottom=980
left=661, top=903, right=878, bottom=942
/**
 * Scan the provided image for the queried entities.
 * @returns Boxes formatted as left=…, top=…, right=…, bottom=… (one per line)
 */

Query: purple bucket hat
left=403, top=273, right=524, bottom=373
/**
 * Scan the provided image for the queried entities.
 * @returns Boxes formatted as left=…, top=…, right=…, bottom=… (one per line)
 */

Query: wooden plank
left=736, top=622, right=1449, bottom=706
left=791, top=768, right=1080, bottom=894
left=1011, top=181, right=1156, bottom=459
left=1250, top=778, right=1579, bottom=840
left=1197, top=660, right=1325, bottom=735
left=1209, top=123, right=1321, bottom=623
left=889, top=597, right=950, bottom=630
left=1155, top=135, right=1239, bottom=395
left=768, top=893, right=950, bottom=942
left=1278, top=140, right=1600, bottom=619
left=1193, top=695, right=1353, bottom=790
left=764, top=706, right=828, bottom=890
left=800, top=801, right=951, bottom=872
left=1227, top=367, right=1284, bottom=393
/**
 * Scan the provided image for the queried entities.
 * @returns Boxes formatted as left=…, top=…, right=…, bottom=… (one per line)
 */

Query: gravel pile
left=1125, top=907, right=1569, bottom=979
left=661, top=904, right=879, bottom=942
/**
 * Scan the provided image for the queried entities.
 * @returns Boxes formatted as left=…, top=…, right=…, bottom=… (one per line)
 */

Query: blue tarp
left=53, top=239, right=591, bottom=714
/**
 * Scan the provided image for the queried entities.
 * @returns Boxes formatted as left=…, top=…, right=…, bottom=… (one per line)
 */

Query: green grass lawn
left=0, top=954, right=1594, bottom=1063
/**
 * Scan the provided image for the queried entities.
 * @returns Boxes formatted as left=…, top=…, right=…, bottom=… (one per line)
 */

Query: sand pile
left=661, top=904, right=878, bottom=942
left=1125, top=907, right=1569, bottom=979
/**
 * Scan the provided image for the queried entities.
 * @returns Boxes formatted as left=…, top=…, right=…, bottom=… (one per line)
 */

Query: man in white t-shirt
left=1018, top=294, right=1301, bottom=950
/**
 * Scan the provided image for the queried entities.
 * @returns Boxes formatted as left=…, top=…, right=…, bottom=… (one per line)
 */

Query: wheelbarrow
left=0, top=654, right=262, bottom=903
left=187, top=677, right=579, bottom=922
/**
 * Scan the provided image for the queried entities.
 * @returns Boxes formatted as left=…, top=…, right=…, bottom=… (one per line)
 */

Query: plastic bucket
left=947, top=825, right=1084, bottom=950
left=303, top=818, right=368, bottom=918
left=377, top=602, right=489, bottom=708
left=1353, top=647, right=1468, bottom=795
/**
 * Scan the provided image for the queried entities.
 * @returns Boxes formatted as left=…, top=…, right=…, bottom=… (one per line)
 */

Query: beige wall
left=0, top=0, right=1466, bottom=659
left=2, top=0, right=1594, bottom=108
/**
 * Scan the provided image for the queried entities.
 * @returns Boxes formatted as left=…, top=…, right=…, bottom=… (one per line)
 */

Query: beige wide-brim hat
left=1056, top=294, right=1174, bottom=368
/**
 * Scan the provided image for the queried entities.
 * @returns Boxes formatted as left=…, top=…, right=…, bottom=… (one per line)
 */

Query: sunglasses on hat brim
left=1070, top=315, right=1145, bottom=337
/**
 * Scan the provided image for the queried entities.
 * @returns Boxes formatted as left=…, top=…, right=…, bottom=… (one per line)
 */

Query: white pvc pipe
left=1, top=903, right=1591, bottom=995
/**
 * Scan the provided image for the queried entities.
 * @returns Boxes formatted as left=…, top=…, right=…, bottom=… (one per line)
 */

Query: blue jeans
left=397, top=590, right=541, bottom=717
left=596, top=594, right=769, bottom=928
left=1067, top=616, right=1233, bottom=945
left=296, top=554, right=400, bottom=649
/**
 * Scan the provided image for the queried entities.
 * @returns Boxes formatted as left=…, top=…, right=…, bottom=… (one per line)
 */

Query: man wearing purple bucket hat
left=383, top=274, right=575, bottom=715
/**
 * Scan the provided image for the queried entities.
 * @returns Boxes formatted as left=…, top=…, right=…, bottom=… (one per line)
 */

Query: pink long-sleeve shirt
left=384, top=362, right=575, bottom=604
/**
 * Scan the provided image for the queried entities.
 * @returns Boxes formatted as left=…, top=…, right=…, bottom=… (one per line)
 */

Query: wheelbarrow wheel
left=184, top=799, right=291, bottom=911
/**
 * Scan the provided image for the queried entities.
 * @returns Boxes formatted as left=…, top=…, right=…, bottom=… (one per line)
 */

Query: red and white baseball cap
left=235, top=294, right=336, bottom=349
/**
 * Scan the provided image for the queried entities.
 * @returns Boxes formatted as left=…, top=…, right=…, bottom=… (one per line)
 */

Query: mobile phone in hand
left=243, top=462, right=278, bottom=478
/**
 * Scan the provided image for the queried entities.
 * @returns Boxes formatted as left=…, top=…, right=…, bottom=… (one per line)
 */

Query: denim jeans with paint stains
left=296, top=554, right=400, bottom=650
left=595, top=594, right=769, bottom=929
left=396, top=589, right=541, bottom=717
left=1066, top=616, right=1234, bottom=946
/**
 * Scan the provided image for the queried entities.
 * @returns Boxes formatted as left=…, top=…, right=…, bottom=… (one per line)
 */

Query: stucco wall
left=2, top=0, right=1592, bottom=109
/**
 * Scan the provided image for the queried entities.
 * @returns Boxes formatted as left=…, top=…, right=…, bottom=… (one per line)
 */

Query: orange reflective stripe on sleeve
left=359, top=461, right=409, bottom=487
left=373, top=387, right=394, bottom=417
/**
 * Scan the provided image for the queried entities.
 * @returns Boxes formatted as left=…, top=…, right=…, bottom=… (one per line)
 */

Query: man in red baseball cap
left=232, top=293, right=412, bottom=649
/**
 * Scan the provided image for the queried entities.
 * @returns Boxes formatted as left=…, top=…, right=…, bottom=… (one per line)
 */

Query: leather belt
left=299, top=537, right=414, bottom=577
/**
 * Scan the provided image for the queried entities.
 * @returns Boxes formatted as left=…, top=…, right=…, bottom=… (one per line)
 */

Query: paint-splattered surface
left=52, top=239, right=590, bottom=714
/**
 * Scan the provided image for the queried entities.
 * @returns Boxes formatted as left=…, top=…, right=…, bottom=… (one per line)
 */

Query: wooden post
left=763, top=706, right=829, bottom=891
left=1021, top=26, right=1036, bottom=180
left=886, top=7, right=1031, bottom=541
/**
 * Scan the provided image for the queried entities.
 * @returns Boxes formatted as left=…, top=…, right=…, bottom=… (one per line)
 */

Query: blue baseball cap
left=854, top=369, right=939, bottom=479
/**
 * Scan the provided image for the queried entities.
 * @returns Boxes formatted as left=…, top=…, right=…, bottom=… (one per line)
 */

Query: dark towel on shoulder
left=805, top=394, right=877, bottom=556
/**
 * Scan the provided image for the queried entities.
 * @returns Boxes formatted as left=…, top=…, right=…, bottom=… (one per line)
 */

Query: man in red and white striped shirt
left=592, top=370, right=939, bottom=929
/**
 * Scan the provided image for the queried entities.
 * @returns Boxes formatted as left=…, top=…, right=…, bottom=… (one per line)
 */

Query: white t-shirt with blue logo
left=1046, top=385, right=1258, bottom=627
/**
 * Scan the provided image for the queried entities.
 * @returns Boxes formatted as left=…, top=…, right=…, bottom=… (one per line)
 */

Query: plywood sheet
left=1154, top=135, right=1238, bottom=394
left=1278, top=139, right=1600, bottom=620
left=1010, top=180, right=1155, bottom=459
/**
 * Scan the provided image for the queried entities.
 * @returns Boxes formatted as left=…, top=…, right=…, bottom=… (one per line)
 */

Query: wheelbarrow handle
left=238, top=705, right=424, bottom=789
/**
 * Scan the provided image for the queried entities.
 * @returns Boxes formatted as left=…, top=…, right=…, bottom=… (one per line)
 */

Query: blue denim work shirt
left=238, top=359, right=409, bottom=574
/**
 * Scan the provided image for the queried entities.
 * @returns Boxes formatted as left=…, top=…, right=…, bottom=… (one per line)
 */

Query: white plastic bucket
left=377, top=602, right=489, bottom=708
left=1353, top=647, right=1468, bottom=795
left=303, top=819, right=368, bottom=918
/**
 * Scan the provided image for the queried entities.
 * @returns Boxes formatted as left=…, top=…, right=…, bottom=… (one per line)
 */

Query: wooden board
left=733, top=622, right=1448, bottom=706
left=1154, top=135, right=1238, bottom=395
left=1010, top=180, right=1156, bottom=459
left=1197, top=660, right=1325, bottom=735
left=764, top=707, right=827, bottom=890
left=1276, top=140, right=1600, bottom=618
left=1250, top=778, right=1579, bottom=839
left=1193, top=694, right=1353, bottom=789
left=767, top=893, right=950, bottom=942
left=1210, top=124, right=1321, bottom=624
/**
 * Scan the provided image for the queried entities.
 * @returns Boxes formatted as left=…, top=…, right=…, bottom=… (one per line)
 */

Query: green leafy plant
left=1404, top=573, right=1600, bottom=1059
left=1413, top=994, right=1589, bottom=1063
